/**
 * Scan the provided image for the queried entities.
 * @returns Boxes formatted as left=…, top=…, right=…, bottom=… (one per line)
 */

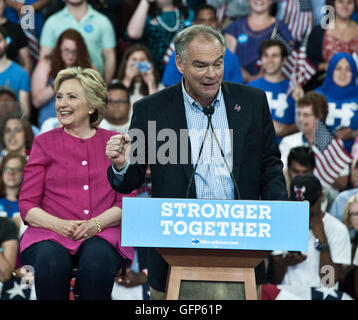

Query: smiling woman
left=0, top=152, right=27, bottom=233
left=54, top=67, right=108, bottom=138
left=223, top=0, right=293, bottom=83
left=18, top=67, right=134, bottom=300
left=315, top=52, right=358, bottom=154
left=55, top=79, right=93, bottom=137
left=0, top=113, right=34, bottom=160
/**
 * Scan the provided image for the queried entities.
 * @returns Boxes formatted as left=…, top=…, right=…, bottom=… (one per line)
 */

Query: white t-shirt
left=272, top=213, right=351, bottom=287
left=99, top=119, right=130, bottom=135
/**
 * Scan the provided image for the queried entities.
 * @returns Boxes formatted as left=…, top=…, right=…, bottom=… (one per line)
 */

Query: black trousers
left=20, top=237, right=126, bottom=300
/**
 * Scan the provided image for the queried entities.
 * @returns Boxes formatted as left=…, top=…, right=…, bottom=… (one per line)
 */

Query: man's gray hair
left=174, top=25, right=226, bottom=62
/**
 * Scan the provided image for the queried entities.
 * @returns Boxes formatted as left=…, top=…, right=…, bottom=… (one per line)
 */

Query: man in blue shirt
left=162, top=4, right=243, bottom=86
left=248, top=39, right=297, bottom=145
left=0, top=26, right=30, bottom=118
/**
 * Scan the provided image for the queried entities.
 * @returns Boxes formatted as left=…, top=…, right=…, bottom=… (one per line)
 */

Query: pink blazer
left=19, top=127, right=134, bottom=262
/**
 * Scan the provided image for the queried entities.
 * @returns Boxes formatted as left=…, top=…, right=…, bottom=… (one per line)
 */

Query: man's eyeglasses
left=297, top=112, right=315, bottom=118
left=108, top=99, right=129, bottom=105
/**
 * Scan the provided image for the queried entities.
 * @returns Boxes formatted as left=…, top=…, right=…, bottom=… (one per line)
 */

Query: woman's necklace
left=156, top=8, right=180, bottom=33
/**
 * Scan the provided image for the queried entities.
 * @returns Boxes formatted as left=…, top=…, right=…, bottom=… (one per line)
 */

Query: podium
left=157, top=248, right=270, bottom=300
left=122, top=198, right=309, bottom=300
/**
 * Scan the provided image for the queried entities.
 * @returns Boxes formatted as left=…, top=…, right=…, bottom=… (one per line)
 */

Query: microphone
left=185, top=117, right=211, bottom=198
left=203, top=105, right=215, bottom=117
left=207, top=116, right=241, bottom=200
left=206, top=105, right=241, bottom=200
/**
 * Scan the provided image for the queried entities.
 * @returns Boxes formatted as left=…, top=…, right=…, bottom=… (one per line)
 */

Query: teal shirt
left=40, top=5, right=116, bottom=75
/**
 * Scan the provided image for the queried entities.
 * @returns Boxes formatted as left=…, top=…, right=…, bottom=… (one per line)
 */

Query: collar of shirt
left=181, top=78, right=223, bottom=113
left=62, top=4, right=95, bottom=19
left=302, top=133, right=309, bottom=146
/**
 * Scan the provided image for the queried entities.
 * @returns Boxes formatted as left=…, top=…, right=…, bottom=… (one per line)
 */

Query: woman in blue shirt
left=0, top=152, right=27, bottom=233
left=223, top=0, right=293, bottom=83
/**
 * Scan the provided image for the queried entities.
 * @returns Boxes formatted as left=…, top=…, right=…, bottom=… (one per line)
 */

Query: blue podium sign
left=121, top=198, right=309, bottom=251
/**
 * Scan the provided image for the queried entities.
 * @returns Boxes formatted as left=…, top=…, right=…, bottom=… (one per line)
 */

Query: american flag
left=163, top=41, right=175, bottom=65
left=23, top=29, right=39, bottom=63
left=262, top=284, right=353, bottom=300
left=282, top=0, right=314, bottom=42
left=0, top=276, right=34, bottom=300
left=312, top=120, right=352, bottom=188
left=270, top=18, right=315, bottom=95
left=282, top=40, right=316, bottom=95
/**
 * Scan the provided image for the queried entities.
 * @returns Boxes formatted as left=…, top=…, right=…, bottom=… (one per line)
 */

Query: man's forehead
left=263, top=46, right=281, bottom=54
left=290, top=161, right=312, bottom=172
left=197, top=9, right=216, bottom=20
left=186, top=36, right=224, bottom=60
left=188, top=35, right=221, bottom=48
left=298, top=104, right=313, bottom=111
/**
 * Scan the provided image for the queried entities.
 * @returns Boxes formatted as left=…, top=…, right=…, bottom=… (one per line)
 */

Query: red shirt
left=322, top=33, right=358, bottom=63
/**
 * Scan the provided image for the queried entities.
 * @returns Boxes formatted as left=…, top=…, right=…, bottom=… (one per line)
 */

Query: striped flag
left=312, top=120, right=352, bottom=188
left=282, top=42, right=316, bottom=94
left=163, top=41, right=175, bottom=65
left=23, top=29, right=39, bottom=63
left=282, top=0, right=314, bottom=42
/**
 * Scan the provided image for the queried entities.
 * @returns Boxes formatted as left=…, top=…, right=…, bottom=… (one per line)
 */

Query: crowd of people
left=0, top=0, right=358, bottom=300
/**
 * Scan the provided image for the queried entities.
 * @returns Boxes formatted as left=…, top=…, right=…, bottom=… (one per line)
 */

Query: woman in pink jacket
left=19, top=67, right=134, bottom=300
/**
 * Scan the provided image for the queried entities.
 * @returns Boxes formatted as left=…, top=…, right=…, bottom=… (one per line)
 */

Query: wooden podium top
left=157, top=248, right=271, bottom=269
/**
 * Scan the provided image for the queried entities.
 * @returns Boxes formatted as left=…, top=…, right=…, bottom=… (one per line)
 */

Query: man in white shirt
left=269, top=174, right=351, bottom=288
left=99, top=82, right=131, bottom=134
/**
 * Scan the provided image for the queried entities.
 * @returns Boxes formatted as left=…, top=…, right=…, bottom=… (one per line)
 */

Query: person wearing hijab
left=315, top=52, right=358, bottom=153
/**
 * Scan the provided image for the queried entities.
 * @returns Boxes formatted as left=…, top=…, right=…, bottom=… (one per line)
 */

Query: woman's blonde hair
left=54, top=67, right=108, bottom=127
left=343, top=194, right=358, bottom=229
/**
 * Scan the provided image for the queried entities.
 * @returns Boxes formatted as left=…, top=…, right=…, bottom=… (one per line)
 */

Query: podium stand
left=121, top=198, right=309, bottom=300
left=157, top=248, right=270, bottom=300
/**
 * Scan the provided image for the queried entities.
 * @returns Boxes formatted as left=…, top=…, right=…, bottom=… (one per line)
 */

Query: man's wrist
left=112, top=160, right=130, bottom=175
left=113, top=163, right=126, bottom=171
left=314, top=238, right=330, bottom=252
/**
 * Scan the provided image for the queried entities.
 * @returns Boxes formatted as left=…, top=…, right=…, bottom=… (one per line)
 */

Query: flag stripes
left=283, top=0, right=314, bottom=42
left=282, top=44, right=316, bottom=94
left=312, top=121, right=352, bottom=188
left=23, top=29, right=39, bottom=62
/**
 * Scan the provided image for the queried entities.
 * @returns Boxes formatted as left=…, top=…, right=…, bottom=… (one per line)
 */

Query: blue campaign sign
left=121, top=198, right=309, bottom=251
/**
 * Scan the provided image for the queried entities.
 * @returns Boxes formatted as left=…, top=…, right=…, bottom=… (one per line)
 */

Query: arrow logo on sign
left=192, top=239, right=200, bottom=245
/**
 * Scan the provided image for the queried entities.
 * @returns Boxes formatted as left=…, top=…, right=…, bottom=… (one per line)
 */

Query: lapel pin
left=234, top=104, right=241, bottom=112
